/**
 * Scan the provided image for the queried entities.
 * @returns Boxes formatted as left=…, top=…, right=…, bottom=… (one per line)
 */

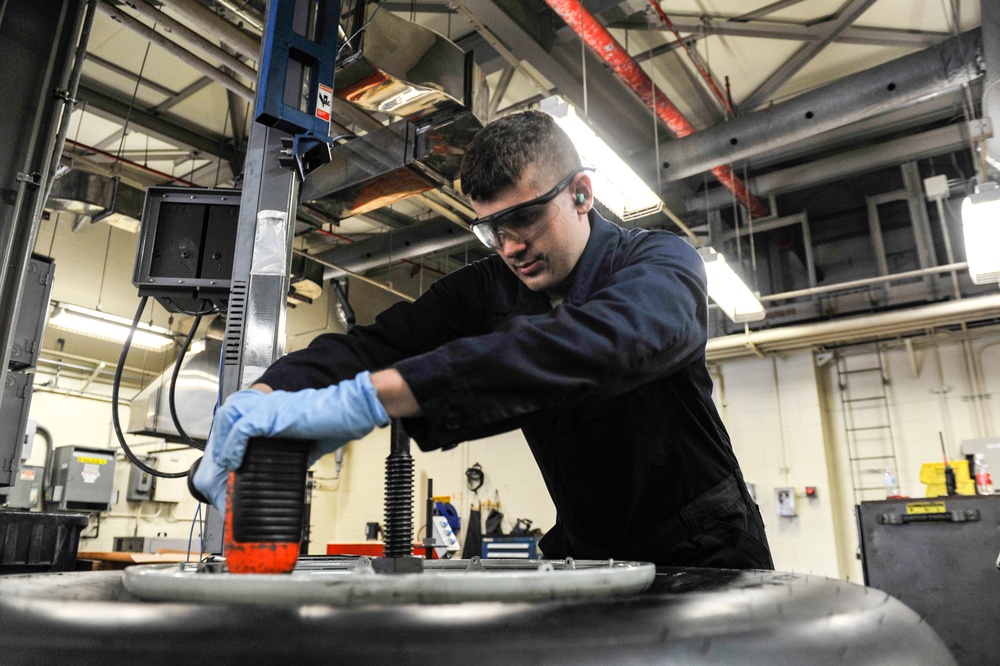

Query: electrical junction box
left=0, top=464, right=44, bottom=509
left=775, top=487, right=797, bottom=517
left=127, top=456, right=156, bottom=501
left=0, top=370, right=33, bottom=487
left=8, top=254, right=54, bottom=371
left=46, top=446, right=116, bottom=512
left=923, top=174, right=950, bottom=201
left=150, top=452, right=189, bottom=503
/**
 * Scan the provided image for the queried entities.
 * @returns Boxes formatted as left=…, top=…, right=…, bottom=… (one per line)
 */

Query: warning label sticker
left=20, top=469, right=35, bottom=481
left=77, top=457, right=108, bottom=465
left=81, top=464, right=101, bottom=484
left=316, top=83, right=333, bottom=123
left=906, top=501, right=946, bottom=515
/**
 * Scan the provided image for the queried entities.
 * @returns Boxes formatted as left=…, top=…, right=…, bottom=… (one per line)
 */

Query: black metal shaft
left=425, top=478, right=434, bottom=559
left=382, top=420, right=414, bottom=558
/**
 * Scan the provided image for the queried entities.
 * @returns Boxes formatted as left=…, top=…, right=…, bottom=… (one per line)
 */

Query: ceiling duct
left=302, top=10, right=487, bottom=220
left=336, top=7, right=487, bottom=123
left=45, top=170, right=145, bottom=232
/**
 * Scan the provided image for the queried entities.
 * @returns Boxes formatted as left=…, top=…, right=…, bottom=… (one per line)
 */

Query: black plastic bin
left=0, top=511, right=89, bottom=574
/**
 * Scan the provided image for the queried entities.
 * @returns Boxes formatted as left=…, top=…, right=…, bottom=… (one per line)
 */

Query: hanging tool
left=940, top=432, right=957, bottom=497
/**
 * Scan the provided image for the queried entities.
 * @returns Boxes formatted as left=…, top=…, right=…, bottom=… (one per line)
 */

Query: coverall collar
left=559, top=210, right=618, bottom=307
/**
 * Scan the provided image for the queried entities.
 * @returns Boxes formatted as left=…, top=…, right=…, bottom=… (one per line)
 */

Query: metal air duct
left=127, top=332, right=222, bottom=443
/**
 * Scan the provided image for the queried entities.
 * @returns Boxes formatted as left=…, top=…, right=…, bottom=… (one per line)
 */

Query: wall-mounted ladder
left=836, top=344, right=900, bottom=505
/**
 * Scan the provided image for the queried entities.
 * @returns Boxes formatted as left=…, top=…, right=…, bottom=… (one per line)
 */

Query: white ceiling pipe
left=97, top=1, right=254, bottom=102
left=157, top=0, right=260, bottom=63
left=706, top=293, right=1000, bottom=361
left=126, top=0, right=256, bottom=81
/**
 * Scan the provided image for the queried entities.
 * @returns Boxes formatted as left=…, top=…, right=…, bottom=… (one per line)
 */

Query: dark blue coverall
left=259, top=211, right=773, bottom=569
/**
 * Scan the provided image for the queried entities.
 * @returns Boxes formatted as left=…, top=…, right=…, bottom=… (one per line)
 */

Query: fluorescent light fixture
left=961, top=183, right=1000, bottom=285
left=541, top=96, right=662, bottom=222
left=49, top=302, right=174, bottom=352
left=698, top=247, right=766, bottom=323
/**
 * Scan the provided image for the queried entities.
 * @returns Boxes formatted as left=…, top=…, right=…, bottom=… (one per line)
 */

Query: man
left=194, top=110, right=772, bottom=569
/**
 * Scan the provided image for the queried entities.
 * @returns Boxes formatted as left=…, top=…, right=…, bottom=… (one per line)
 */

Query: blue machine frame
left=256, top=0, right=342, bottom=142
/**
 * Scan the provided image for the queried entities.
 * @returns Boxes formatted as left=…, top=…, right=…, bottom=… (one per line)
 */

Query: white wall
left=713, top=331, right=1000, bottom=582
left=714, top=354, right=843, bottom=578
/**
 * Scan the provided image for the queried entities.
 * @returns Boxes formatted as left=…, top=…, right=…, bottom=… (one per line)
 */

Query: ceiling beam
left=647, top=29, right=981, bottom=183
left=457, top=0, right=663, bottom=170
left=76, top=77, right=237, bottom=163
left=739, top=0, right=880, bottom=111
left=686, top=119, right=991, bottom=213
left=607, top=15, right=949, bottom=49
left=149, top=75, right=213, bottom=114
left=731, top=0, right=811, bottom=22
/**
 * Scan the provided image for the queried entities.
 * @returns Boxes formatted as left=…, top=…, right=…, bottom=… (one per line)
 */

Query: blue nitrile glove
left=193, top=388, right=268, bottom=511
left=213, top=370, right=390, bottom=472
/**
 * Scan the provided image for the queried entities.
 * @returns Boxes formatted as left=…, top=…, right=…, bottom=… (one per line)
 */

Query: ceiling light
left=961, top=183, right=1000, bottom=285
left=698, top=247, right=766, bottom=323
left=542, top=96, right=662, bottom=222
left=49, top=302, right=174, bottom=352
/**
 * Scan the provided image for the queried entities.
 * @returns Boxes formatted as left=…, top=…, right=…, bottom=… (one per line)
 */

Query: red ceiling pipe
left=65, top=139, right=198, bottom=186
left=645, top=0, right=734, bottom=116
left=541, top=0, right=769, bottom=218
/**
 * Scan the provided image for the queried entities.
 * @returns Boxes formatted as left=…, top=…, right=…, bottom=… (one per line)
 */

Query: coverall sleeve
left=255, top=260, right=495, bottom=392
left=395, top=232, right=709, bottom=450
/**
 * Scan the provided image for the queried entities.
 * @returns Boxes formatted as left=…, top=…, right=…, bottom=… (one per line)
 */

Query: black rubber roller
left=230, top=437, right=311, bottom=543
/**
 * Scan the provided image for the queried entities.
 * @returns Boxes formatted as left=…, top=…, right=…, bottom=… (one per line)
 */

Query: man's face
left=471, top=166, right=592, bottom=294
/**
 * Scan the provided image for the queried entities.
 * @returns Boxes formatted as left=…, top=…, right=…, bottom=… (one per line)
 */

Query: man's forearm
left=251, top=368, right=421, bottom=418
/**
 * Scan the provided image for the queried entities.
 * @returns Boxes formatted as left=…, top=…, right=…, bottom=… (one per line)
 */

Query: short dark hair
left=459, top=109, right=581, bottom=203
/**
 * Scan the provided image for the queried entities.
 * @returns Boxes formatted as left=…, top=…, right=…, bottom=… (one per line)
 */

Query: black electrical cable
left=336, top=0, right=385, bottom=59
left=112, top=296, right=187, bottom=479
left=162, top=297, right=222, bottom=316
left=168, top=314, right=205, bottom=451
left=35, top=424, right=53, bottom=493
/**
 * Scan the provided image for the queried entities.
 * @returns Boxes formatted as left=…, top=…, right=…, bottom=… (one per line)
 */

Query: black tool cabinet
left=858, top=495, right=1000, bottom=666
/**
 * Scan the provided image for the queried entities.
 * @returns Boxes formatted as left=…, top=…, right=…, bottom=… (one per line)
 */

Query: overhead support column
left=0, top=0, right=89, bottom=399
left=982, top=0, right=1000, bottom=169
left=653, top=30, right=982, bottom=183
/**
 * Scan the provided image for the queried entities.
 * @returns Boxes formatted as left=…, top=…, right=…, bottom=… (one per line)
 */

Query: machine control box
left=132, top=187, right=240, bottom=312
left=8, top=254, right=54, bottom=370
left=45, top=446, right=116, bottom=512
left=0, top=371, right=33, bottom=487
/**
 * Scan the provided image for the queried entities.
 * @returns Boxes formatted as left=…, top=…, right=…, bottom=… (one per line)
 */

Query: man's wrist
left=369, top=369, right=421, bottom=418
left=249, top=383, right=274, bottom=394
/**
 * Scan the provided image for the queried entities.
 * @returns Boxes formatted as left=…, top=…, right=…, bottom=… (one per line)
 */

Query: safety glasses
left=470, top=168, right=591, bottom=250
